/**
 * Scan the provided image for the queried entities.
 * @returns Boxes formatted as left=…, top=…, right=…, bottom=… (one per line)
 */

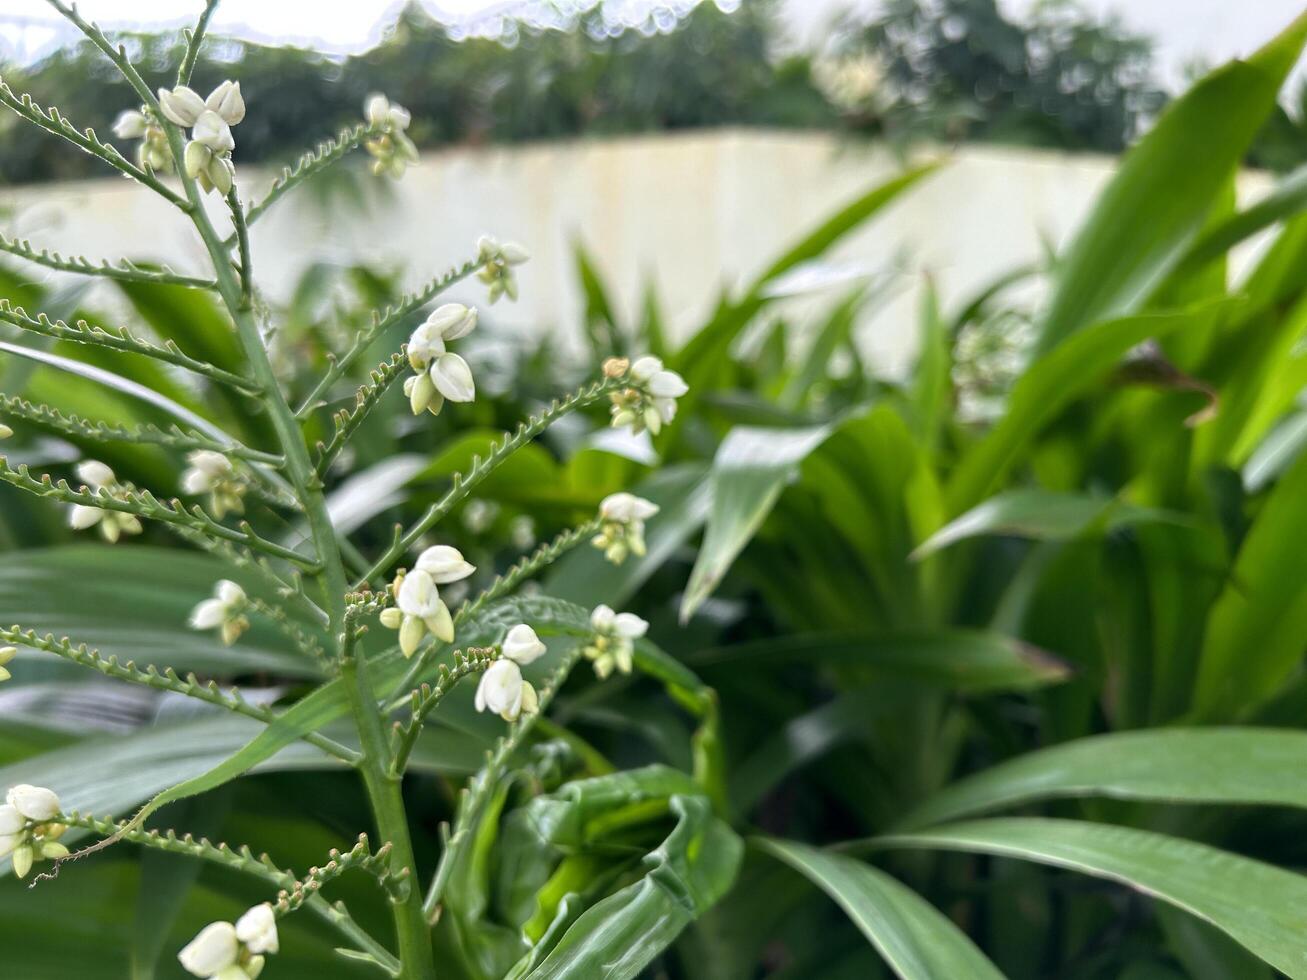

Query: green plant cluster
left=5, top=5, right=1307, bottom=979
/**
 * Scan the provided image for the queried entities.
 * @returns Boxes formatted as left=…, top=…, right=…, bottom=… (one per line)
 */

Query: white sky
left=1, top=0, right=1304, bottom=93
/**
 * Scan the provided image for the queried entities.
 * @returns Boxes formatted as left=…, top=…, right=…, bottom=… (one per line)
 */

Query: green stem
left=168, top=134, right=435, bottom=980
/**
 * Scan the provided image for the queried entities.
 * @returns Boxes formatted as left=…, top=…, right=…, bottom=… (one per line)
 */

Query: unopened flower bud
left=158, top=85, right=206, bottom=127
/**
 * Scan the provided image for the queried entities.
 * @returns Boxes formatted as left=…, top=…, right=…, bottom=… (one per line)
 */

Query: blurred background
left=3, top=0, right=1306, bottom=374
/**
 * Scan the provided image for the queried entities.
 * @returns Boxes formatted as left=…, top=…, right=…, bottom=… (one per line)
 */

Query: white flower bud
left=629, top=356, right=664, bottom=383
left=68, top=504, right=104, bottom=531
left=499, top=242, right=530, bottom=265
left=188, top=598, right=227, bottom=630
left=365, top=93, right=392, bottom=126
left=206, top=153, right=235, bottom=195
left=405, top=373, right=439, bottom=415
left=648, top=369, right=689, bottom=399
left=613, top=612, right=649, bottom=639
left=158, top=85, right=207, bottom=127
left=0, top=646, right=16, bottom=683
left=0, top=422, right=11, bottom=439
left=425, top=303, right=478, bottom=341
left=113, top=109, right=148, bottom=140
left=178, top=921, right=240, bottom=977
left=192, top=110, right=235, bottom=152
left=407, top=321, right=445, bottom=369
left=235, top=902, right=279, bottom=954
left=599, top=492, right=659, bottom=524
left=475, top=658, right=526, bottom=721
left=415, top=545, right=475, bottom=584
left=6, top=784, right=60, bottom=821
left=379, top=607, right=403, bottom=629
left=76, top=460, right=115, bottom=489
left=397, top=570, right=441, bottom=619
left=11, top=842, right=32, bottom=878
left=590, top=604, right=616, bottom=632
left=184, top=139, right=212, bottom=179
left=206, top=80, right=246, bottom=126
left=430, top=353, right=475, bottom=403
left=399, top=614, right=425, bottom=657
left=502, top=624, right=546, bottom=665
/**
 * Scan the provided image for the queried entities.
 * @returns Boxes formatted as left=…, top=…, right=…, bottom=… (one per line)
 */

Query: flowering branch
left=0, top=625, right=357, bottom=763
left=0, top=77, right=188, bottom=209
left=295, top=260, right=482, bottom=417
left=58, top=814, right=400, bottom=975
left=0, top=457, right=321, bottom=569
left=0, top=232, right=216, bottom=289
left=422, top=645, right=584, bottom=921
left=0, top=394, right=282, bottom=465
left=0, top=299, right=257, bottom=392
left=354, top=379, right=622, bottom=588
left=314, top=352, right=407, bottom=476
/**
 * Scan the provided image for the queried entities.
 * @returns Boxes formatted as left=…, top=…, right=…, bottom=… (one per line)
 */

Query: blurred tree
left=835, top=0, right=1168, bottom=153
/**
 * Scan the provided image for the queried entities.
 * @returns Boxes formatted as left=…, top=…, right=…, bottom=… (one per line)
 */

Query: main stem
left=185, top=190, right=435, bottom=978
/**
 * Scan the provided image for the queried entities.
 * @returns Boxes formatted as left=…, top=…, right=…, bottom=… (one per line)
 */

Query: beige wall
left=0, top=129, right=1272, bottom=375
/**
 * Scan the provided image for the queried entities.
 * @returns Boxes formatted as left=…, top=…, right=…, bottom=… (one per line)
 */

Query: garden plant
left=6, top=2, right=1307, bottom=980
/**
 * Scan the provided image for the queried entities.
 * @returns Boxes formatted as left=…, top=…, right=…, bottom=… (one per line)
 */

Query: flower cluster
left=113, top=106, right=173, bottom=171
left=69, top=460, right=143, bottom=543
left=158, top=80, right=245, bottom=195
left=0, top=645, right=14, bottom=683
left=363, top=94, right=419, bottom=179
left=380, top=545, right=475, bottom=657
left=404, top=303, right=478, bottom=416
left=592, top=492, right=659, bottom=565
left=606, top=355, right=689, bottom=436
left=474, top=624, right=547, bottom=722
left=476, top=235, right=529, bottom=304
left=189, top=580, right=250, bottom=646
left=581, top=604, right=648, bottom=679
left=178, top=903, right=278, bottom=980
left=182, top=450, right=246, bottom=519
left=1, top=784, right=67, bottom=880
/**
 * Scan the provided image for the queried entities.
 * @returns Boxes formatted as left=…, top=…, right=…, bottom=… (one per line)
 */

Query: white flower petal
left=235, top=902, right=279, bottom=954
left=613, top=612, right=649, bottom=639
left=396, top=570, right=441, bottom=618
left=158, top=85, right=206, bottom=127
left=476, top=659, right=524, bottom=720
left=69, top=504, right=103, bottom=530
left=205, top=80, right=245, bottom=125
left=648, top=369, right=688, bottom=398
left=113, top=109, right=148, bottom=140
left=590, top=604, right=616, bottom=632
left=177, top=921, right=240, bottom=977
left=502, top=624, right=546, bottom=665
left=629, top=356, right=664, bottom=382
left=6, top=784, right=59, bottom=821
left=415, top=545, right=475, bottom=584
left=0, top=804, right=24, bottom=835
left=189, top=598, right=227, bottom=631
left=430, top=353, right=476, bottom=403
left=76, top=460, right=115, bottom=489
left=192, top=110, right=234, bottom=152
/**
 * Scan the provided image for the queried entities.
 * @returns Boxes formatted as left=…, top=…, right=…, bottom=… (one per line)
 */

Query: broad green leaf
left=1034, top=11, right=1307, bottom=353
left=681, top=423, right=834, bottom=622
left=0, top=546, right=320, bottom=679
left=898, top=728, right=1307, bottom=830
left=947, top=307, right=1219, bottom=513
left=690, top=630, right=1069, bottom=694
left=753, top=837, right=1004, bottom=980
left=912, top=489, right=1184, bottom=559
left=1194, top=448, right=1307, bottom=718
left=874, top=817, right=1307, bottom=979
left=517, top=794, right=742, bottom=980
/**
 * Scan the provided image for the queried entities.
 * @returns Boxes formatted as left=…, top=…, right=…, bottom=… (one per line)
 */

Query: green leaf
left=681, top=423, right=834, bottom=621
left=517, top=794, right=742, bottom=980
left=912, top=489, right=1184, bottom=559
left=1033, top=11, right=1307, bottom=353
left=898, top=728, right=1307, bottom=830
left=1194, top=448, right=1307, bottom=718
left=874, top=817, right=1307, bottom=979
left=947, top=307, right=1220, bottom=513
left=690, top=630, right=1069, bottom=694
left=752, top=837, right=1004, bottom=980
left=574, top=241, right=623, bottom=358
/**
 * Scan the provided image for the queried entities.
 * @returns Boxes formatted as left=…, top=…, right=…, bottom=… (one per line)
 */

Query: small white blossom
left=474, top=657, right=538, bottom=722
left=179, top=921, right=240, bottom=977
left=68, top=461, right=142, bottom=543
left=182, top=450, right=246, bottom=519
left=405, top=305, right=479, bottom=416
left=609, top=356, right=688, bottom=436
left=582, top=604, right=648, bottom=679
left=189, top=580, right=250, bottom=646
left=205, top=80, right=246, bottom=126
left=235, top=903, right=279, bottom=955
left=414, top=544, right=476, bottom=584
left=160, top=81, right=244, bottom=195
left=1, top=785, right=65, bottom=878
left=382, top=568, right=455, bottom=657
left=593, top=492, right=659, bottom=564
left=0, top=645, right=14, bottom=684
left=116, top=106, right=173, bottom=170
left=363, top=94, right=419, bottom=178
left=113, top=109, right=148, bottom=140
left=502, top=623, right=547, bottom=665
left=476, top=235, right=529, bottom=304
